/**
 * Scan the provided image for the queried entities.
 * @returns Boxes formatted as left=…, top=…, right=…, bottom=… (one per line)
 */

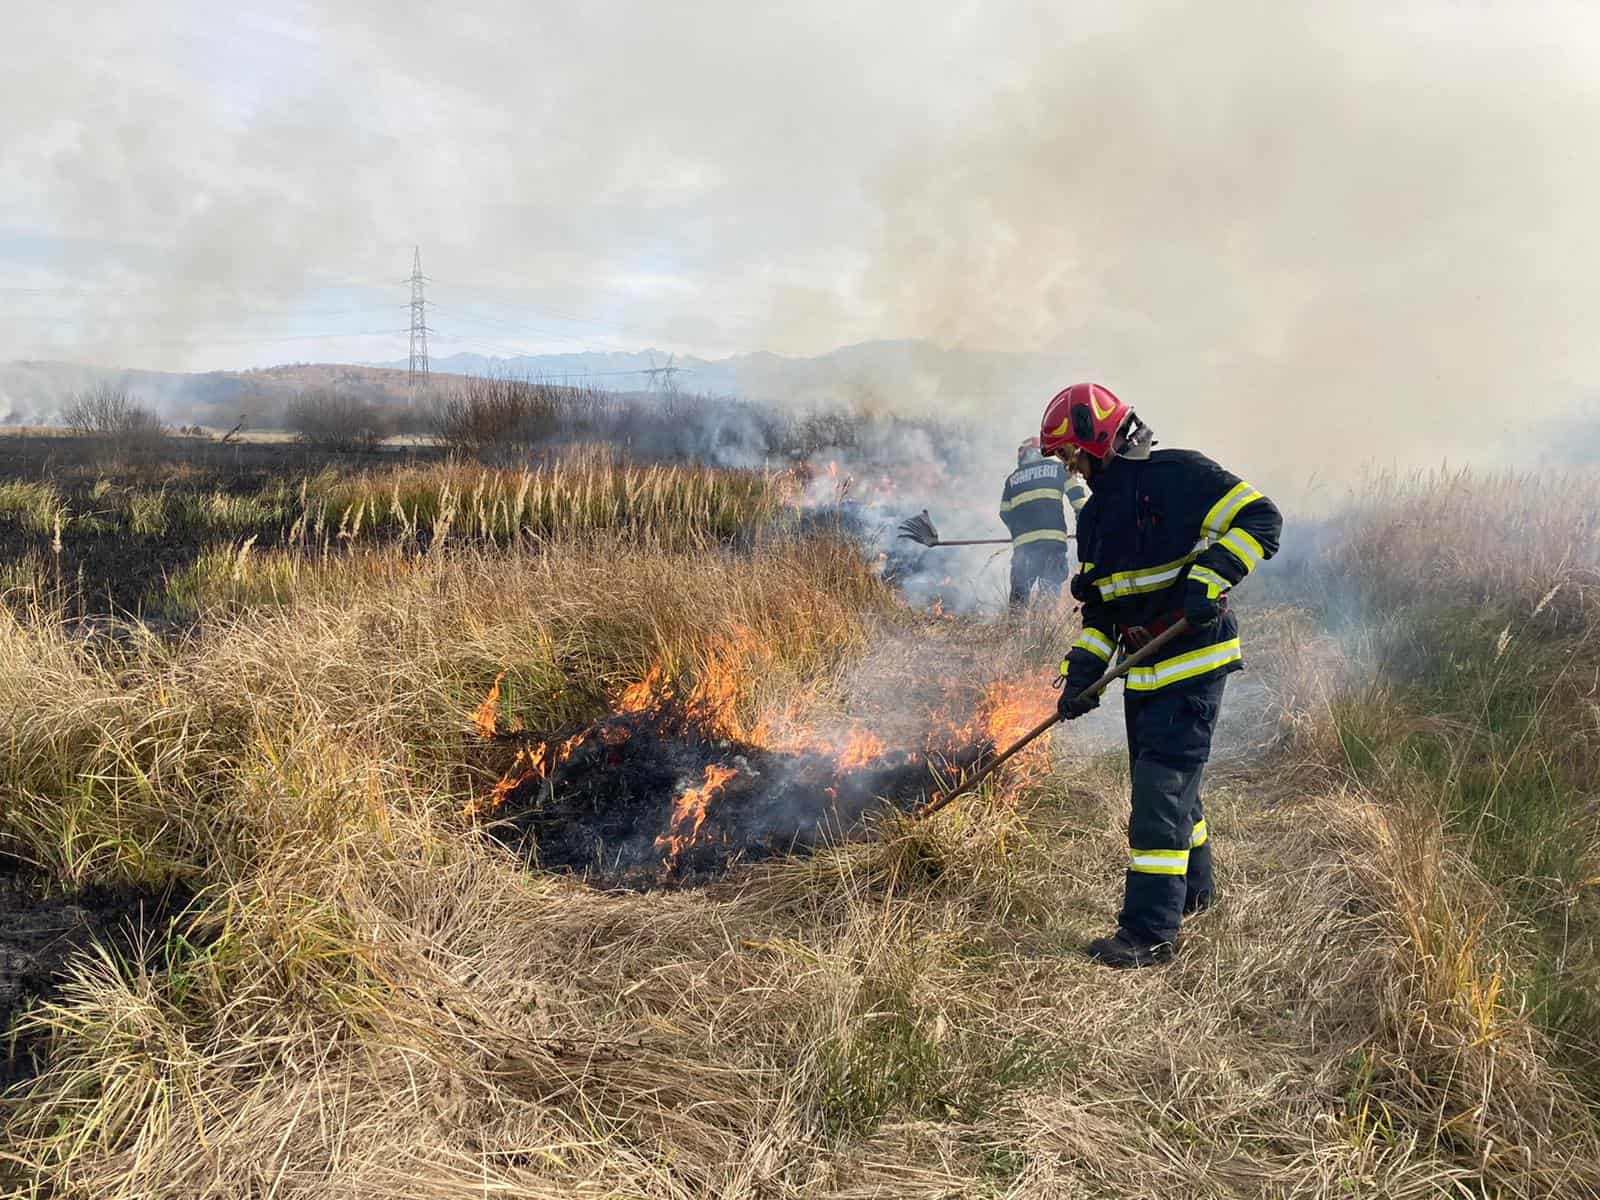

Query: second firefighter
left=1001, top=436, right=1088, bottom=609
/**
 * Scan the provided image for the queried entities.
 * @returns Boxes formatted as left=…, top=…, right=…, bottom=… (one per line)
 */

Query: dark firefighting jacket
left=999, top=459, right=1083, bottom=548
left=1061, top=449, right=1282, bottom=694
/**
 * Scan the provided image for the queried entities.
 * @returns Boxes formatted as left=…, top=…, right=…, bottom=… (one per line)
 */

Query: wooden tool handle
left=913, top=618, right=1193, bottom=820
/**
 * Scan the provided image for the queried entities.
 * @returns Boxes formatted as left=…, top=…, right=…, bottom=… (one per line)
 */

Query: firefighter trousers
left=1009, top=543, right=1069, bottom=608
left=1118, top=674, right=1226, bottom=945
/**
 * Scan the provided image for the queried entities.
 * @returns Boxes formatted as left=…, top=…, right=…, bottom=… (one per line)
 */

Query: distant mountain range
left=371, top=340, right=1080, bottom=414
left=0, top=340, right=1083, bottom=428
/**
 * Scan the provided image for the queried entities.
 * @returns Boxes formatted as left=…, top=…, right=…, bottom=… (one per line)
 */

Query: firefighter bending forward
left=1041, top=384, right=1282, bottom=968
left=1001, top=436, right=1087, bottom=608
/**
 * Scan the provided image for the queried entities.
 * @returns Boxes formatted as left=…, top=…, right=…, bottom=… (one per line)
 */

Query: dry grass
left=4, top=467, right=1600, bottom=1197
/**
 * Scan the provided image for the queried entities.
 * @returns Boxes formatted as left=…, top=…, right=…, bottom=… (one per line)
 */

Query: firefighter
left=1000, top=436, right=1086, bottom=608
left=1041, top=383, right=1282, bottom=968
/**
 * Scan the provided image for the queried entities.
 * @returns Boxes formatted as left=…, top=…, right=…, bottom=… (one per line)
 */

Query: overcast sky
left=4, top=1, right=1599, bottom=480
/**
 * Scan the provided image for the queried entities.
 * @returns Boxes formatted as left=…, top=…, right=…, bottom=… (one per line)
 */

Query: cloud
left=2, top=1, right=1598, bottom=498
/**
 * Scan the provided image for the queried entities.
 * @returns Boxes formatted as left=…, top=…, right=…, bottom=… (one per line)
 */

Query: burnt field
left=0, top=432, right=447, bottom=615
left=0, top=431, right=792, bottom=619
left=0, top=862, right=188, bottom=1091
left=476, top=700, right=996, bottom=889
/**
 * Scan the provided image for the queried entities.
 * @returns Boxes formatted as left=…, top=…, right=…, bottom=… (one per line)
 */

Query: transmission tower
left=644, top=351, right=688, bottom=394
left=407, top=246, right=431, bottom=395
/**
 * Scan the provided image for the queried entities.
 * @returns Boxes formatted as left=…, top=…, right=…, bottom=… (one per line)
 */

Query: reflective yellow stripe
left=1000, top=487, right=1063, bottom=513
left=1187, top=565, right=1231, bottom=599
left=1125, top=637, right=1242, bottom=692
left=1079, top=561, right=1095, bottom=574
left=1190, top=819, right=1208, bottom=848
left=1072, top=628, right=1115, bottom=663
left=1093, top=552, right=1199, bottom=600
left=1201, top=481, right=1264, bottom=538
left=1014, top=529, right=1070, bottom=546
left=1130, top=848, right=1189, bottom=875
left=1218, top=528, right=1264, bottom=574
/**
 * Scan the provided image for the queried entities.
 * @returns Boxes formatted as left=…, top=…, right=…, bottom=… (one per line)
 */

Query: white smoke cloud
left=4, top=1, right=1599, bottom=502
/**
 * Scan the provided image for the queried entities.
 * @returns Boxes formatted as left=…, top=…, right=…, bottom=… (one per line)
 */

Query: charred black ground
left=0, top=861, right=190, bottom=1090
left=485, top=708, right=992, bottom=889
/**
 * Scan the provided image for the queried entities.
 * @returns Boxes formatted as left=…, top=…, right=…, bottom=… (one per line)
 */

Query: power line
left=139, top=327, right=408, bottom=348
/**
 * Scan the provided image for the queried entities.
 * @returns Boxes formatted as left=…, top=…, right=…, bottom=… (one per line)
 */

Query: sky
left=4, top=1, right=1600, bottom=488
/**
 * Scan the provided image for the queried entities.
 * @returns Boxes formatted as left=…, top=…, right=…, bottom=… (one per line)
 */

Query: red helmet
left=1039, top=383, right=1131, bottom=462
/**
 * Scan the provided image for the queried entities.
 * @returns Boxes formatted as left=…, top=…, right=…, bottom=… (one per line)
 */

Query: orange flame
left=617, top=664, right=668, bottom=714
left=472, top=672, right=506, bottom=739
left=656, top=762, right=738, bottom=860
left=837, top=723, right=886, bottom=769
left=977, top=677, right=1057, bottom=752
left=464, top=742, right=549, bottom=819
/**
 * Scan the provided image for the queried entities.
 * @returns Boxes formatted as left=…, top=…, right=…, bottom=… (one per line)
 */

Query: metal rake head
left=896, top=509, right=940, bottom=546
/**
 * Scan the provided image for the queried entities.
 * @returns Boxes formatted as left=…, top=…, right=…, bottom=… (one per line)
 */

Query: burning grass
left=463, top=620, right=1036, bottom=887
left=474, top=704, right=991, bottom=887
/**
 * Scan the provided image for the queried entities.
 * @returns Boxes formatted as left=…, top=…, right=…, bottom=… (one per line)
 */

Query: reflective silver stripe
left=1130, top=849, right=1189, bottom=875
left=1015, top=528, right=1070, bottom=546
left=1201, top=481, right=1263, bottom=538
left=1093, top=553, right=1198, bottom=600
left=1125, top=638, right=1243, bottom=692
left=1187, top=565, right=1231, bottom=599
left=1000, top=486, right=1063, bottom=513
left=1073, top=628, right=1114, bottom=662
left=1219, top=528, right=1263, bottom=572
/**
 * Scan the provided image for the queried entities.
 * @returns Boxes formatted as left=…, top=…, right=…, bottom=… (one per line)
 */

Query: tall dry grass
left=5, top=464, right=1600, bottom=1197
left=1291, top=470, right=1600, bottom=1088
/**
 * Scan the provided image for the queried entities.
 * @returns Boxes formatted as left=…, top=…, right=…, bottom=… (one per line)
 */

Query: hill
left=0, top=361, right=420, bottom=429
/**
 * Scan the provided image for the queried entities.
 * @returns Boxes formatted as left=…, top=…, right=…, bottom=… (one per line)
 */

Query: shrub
left=61, top=386, right=166, bottom=444
left=429, top=377, right=568, bottom=458
left=285, top=391, right=391, bottom=452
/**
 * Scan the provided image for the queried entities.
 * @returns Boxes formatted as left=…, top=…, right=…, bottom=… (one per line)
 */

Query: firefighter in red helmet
left=1041, top=383, right=1282, bottom=968
left=1000, top=435, right=1087, bottom=609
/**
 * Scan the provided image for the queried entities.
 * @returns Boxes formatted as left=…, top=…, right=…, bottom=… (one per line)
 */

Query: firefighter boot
left=1085, top=929, right=1174, bottom=969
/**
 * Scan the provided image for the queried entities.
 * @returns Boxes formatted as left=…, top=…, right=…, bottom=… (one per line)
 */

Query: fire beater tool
left=915, top=619, right=1193, bottom=820
left=897, top=509, right=1015, bottom=548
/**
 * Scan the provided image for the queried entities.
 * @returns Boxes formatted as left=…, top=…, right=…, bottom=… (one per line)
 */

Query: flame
left=837, top=723, right=886, bottom=769
left=611, top=629, right=763, bottom=739
left=978, top=677, right=1057, bottom=751
left=464, top=742, right=549, bottom=819
left=656, top=762, right=738, bottom=860
left=472, top=671, right=506, bottom=739
left=617, top=663, right=668, bottom=714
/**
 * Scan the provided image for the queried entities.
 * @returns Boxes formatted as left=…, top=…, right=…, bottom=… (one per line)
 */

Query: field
left=1, top=428, right=1598, bottom=1198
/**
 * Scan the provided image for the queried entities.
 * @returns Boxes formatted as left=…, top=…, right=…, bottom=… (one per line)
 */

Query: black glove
left=1056, top=686, right=1100, bottom=722
left=1183, top=584, right=1227, bottom=631
left=1069, top=574, right=1097, bottom=603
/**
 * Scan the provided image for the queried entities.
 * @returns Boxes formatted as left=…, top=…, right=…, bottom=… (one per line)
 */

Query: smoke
left=5, top=3, right=1599, bottom=504
left=858, top=3, right=1600, bottom=503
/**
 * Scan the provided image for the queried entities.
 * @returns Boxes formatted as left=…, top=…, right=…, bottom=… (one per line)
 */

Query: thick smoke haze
left=4, top=2, right=1600, bottom=503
